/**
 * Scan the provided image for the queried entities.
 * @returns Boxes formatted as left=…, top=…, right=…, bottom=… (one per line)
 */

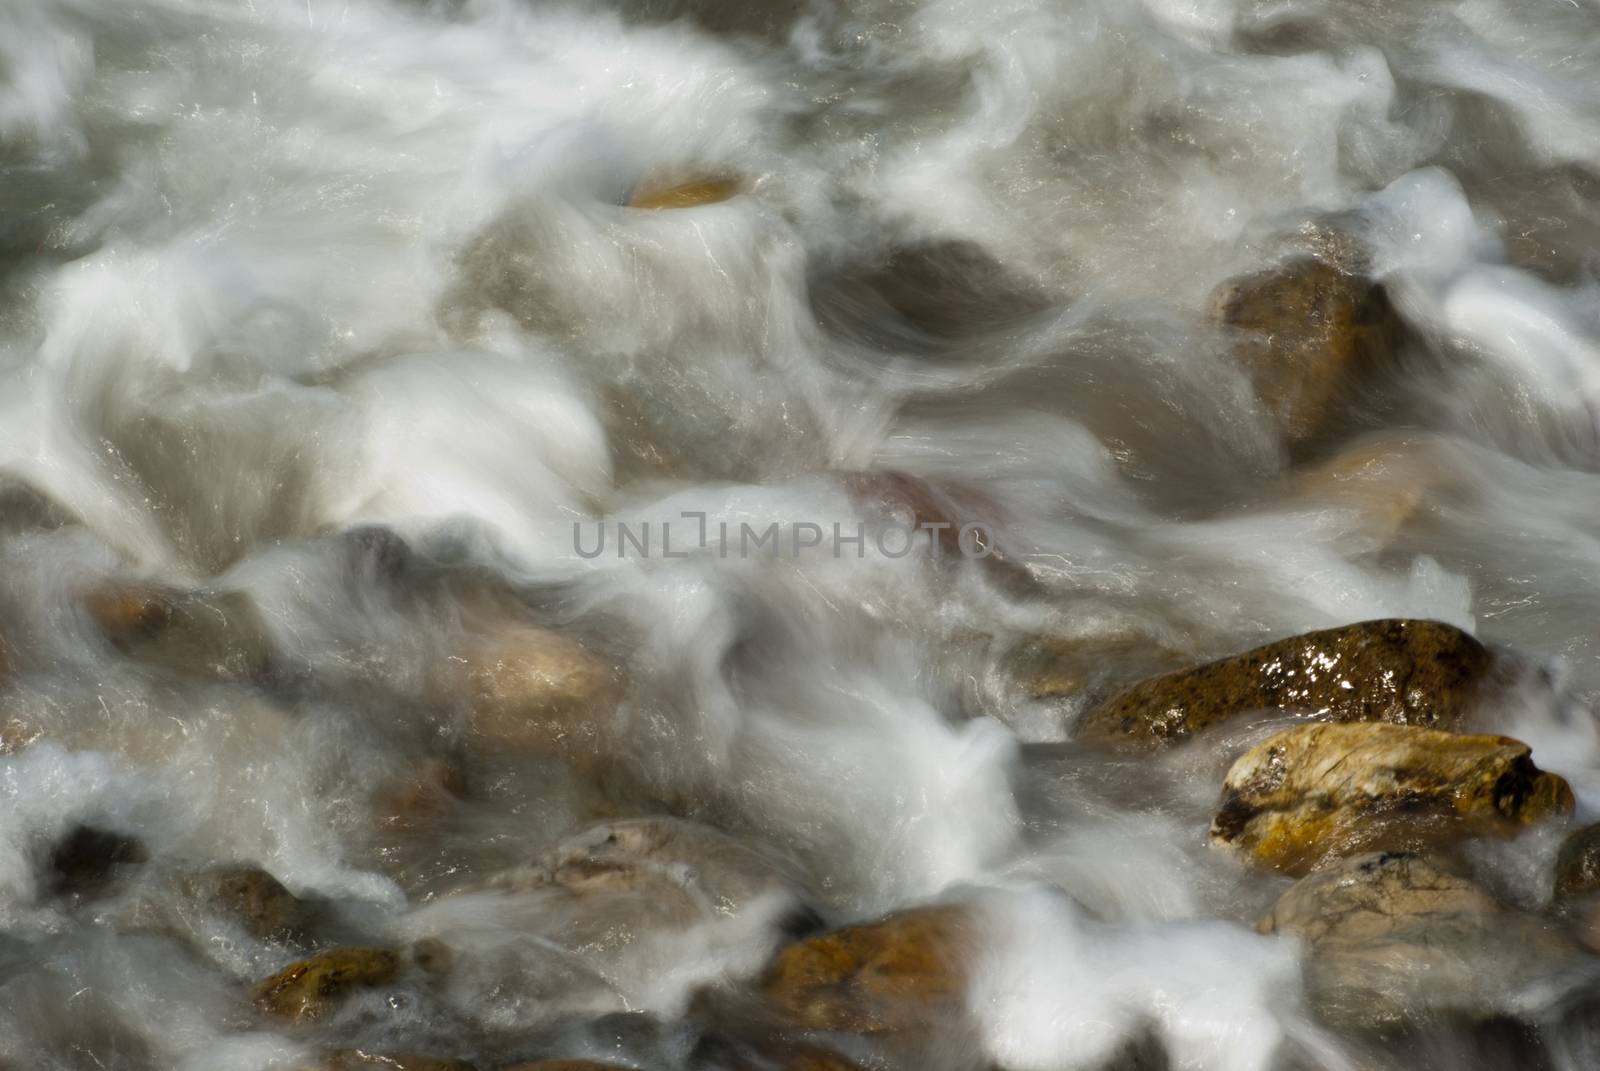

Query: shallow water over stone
left=5, top=0, right=1600, bottom=1067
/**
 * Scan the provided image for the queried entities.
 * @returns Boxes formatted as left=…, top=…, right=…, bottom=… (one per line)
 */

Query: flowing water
left=6, top=0, right=1600, bottom=1067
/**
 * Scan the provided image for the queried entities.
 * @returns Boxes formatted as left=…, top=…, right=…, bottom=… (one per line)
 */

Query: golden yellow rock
left=627, top=176, right=741, bottom=210
left=81, top=583, right=272, bottom=681
left=1213, top=251, right=1400, bottom=450
left=460, top=625, right=623, bottom=764
left=252, top=947, right=400, bottom=1022
left=1077, top=619, right=1493, bottom=749
left=758, top=906, right=974, bottom=1035
left=1211, top=723, right=1573, bottom=875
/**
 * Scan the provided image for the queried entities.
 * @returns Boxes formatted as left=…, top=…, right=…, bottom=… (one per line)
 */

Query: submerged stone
left=48, top=824, right=148, bottom=901
left=1259, top=852, right=1588, bottom=1029
left=627, top=176, right=742, bottom=210
left=460, top=624, right=624, bottom=766
left=1211, top=723, right=1573, bottom=875
left=304, top=1053, right=477, bottom=1071
left=1552, top=822, right=1600, bottom=901
left=757, top=906, right=974, bottom=1035
left=811, top=238, right=1050, bottom=351
left=1076, top=619, right=1494, bottom=749
left=81, top=583, right=273, bottom=681
left=186, top=865, right=321, bottom=944
left=252, top=947, right=400, bottom=1022
left=1212, top=251, right=1400, bottom=449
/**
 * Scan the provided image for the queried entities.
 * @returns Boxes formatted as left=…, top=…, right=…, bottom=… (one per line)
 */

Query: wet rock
left=373, top=757, right=468, bottom=828
left=1259, top=852, right=1589, bottom=1029
left=1552, top=822, right=1600, bottom=901
left=499, top=1064, right=631, bottom=1071
left=0, top=474, right=77, bottom=533
left=627, top=176, right=742, bottom=210
left=1212, top=250, right=1401, bottom=449
left=618, top=0, right=805, bottom=38
left=301, top=1052, right=477, bottom=1071
left=186, top=865, right=321, bottom=944
left=1211, top=723, right=1573, bottom=875
left=757, top=906, right=974, bottom=1035
left=47, top=824, right=148, bottom=901
left=411, top=936, right=454, bottom=976
left=812, top=239, right=1050, bottom=351
left=460, top=625, right=624, bottom=765
left=81, top=583, right=273, bottom=681
left=1013, top=629, right=1188, bottom=706
left=1077, top=619, right=1494, bottom=750
left=476, top=816, right=799, bottom=917
left=252, top=947, right=400, bottom=1022
left=1286, top=433, right=1468, bottom=550
left=418, top=817, right=808, bottom=1014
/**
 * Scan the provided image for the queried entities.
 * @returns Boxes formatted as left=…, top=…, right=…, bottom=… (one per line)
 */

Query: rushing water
left=7, top=0, right=1600, bottom=1068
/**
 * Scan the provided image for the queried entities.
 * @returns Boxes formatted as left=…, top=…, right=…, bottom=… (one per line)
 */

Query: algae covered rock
left=1210, top=723, right=1572, bottom=874
left=1259, top=852, right=1589, bottom=1029
left=1213, top=251, right=1400, bottom=449
left=757, top=906, right=974, bottom=1035
left=1077, top=619, right=1493, bottom=749
left=252, top=947, right=400, bottom=1022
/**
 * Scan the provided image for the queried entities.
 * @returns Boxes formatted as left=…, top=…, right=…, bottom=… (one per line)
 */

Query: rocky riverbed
left=7, top=0, right=1600, bottom=1068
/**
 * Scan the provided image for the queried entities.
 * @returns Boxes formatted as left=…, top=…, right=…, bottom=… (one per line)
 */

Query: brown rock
left=811, top=239, right=1050, bottom=349
left=252, top=947, right=400, bottom=1022
left=48, top=824, right=148, bottom=901
left=1259, top=852, right=1587, bottom=1029
left=461, top=625, right=623, bottom=765
left=187, top=865, right=320, bottom=943
left=758, top=906, right=973, bottom=1035
left=1013, top=629, right=1187, bottom=705
left=373, top=757, right=467, bottom=828
left=303, top=1052, right=476, bottom=1071
left=1077, top=619, right=1494, bottom=749
left=473, top=816, right=797, bottom=922
left=81, top=583, right=272, bottom=681
left=627, top=176, right=742, bottom=210
left=1211, top=723, right=1573, bottom=875
left=1288, top=434, right=1465, bottom=543
left=0, top=474, right=76, bottom=533
left=498, top=1064, right=630, bottom=1071
left=1212, top=251, right=1400, bottom=448
left=1552, top=822, right=1600, bottom=901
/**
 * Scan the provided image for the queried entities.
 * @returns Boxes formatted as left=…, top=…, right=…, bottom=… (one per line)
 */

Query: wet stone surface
left=1210, top=722, right=1573, bottom=875
left=1077, top=619, right=1495, bottom=749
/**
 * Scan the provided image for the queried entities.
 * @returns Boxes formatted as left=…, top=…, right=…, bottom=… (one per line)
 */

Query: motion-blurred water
left=6, top=0, right=1600, bottom=1067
